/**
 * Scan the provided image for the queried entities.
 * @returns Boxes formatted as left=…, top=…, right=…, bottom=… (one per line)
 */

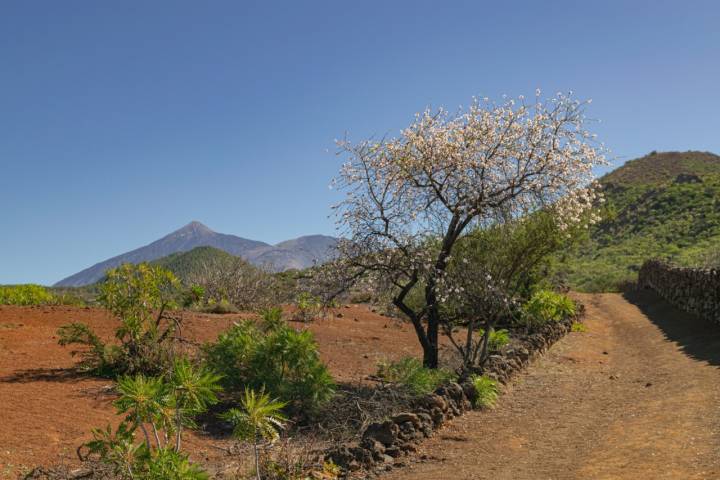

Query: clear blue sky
left=1, top=1, right=719, bottom=285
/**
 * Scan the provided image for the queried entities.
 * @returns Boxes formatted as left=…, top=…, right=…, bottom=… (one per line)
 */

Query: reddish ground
left=383, top=292, right=720, bottom=480
left=0, top=304, right=428, bottom=478
left=3, top=292, right=720, bottom=479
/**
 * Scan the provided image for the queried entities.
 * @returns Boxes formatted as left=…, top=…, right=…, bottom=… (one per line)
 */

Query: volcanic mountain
left=55, top=221, right=338, bottom=286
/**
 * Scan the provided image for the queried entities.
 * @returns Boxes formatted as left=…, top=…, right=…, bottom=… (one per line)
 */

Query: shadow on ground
left=0, top=367, right=88, bottom=383
left=623, top=288, right=720, bottom=367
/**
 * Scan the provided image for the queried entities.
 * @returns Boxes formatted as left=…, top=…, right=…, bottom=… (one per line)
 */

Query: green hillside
left=152, top=246, right=252, bottom=282
left=558, top=151, right=720, bottom=291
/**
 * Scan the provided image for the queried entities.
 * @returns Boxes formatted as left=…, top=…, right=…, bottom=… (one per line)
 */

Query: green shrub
left=520, top=290, right=576, bottom=327
left=58, top=263, right=181, bottom=376
left=0, top=284, right=56, bottom=305
left=293, top=292, right=322, bottom=322
left=476, top=328, right=510, bottom=353
left=84, top=359, right=219, bottom=479
left=204, top=319, right=334, bottom=411
left=470, top=375, right=498, bottom=409
left=376, top=357, right=454, bottom=395
left=202, top=298, right=238, bottom=314
left=571, top=322, right=587, bottom=332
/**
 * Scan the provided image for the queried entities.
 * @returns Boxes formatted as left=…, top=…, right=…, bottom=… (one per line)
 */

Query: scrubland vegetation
left=555, top=151, right=720, bottom=291
left=26, top=92, right=596, bottom=478
left=0, top=284, right=85, bottom=306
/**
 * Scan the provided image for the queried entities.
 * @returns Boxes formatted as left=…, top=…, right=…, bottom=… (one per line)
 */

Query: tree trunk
left=423, top=304, right=440, bottom=369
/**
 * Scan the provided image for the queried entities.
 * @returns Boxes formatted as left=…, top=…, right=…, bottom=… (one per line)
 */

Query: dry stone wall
left=638, top=260, right=720, bottom=324
left=325, top=310, right=581, bottom=476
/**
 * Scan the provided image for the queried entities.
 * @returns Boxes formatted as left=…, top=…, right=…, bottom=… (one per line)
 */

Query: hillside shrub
left=470, top=375, right=499, bottom=409
left=520, top=290, right=576, bottom=328
left=293, top=291, right=322, bottom=322
left=204, top=319, right=334, bottom=412
left=376, top=357, right=454, bottom=395
left=58, top=263, right=181, bottom=377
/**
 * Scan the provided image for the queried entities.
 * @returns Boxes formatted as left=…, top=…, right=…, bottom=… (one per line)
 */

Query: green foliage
left=85, top=424, right=208, bottom=480
left=204, top=319, right=334, bottom=411
left=571, top=322, right=587, bottom=333
left=58, top=263, right=182, bottom=376
left=260, top=306, right=285, bottom=331
left=168, top=358, right=223, bottom=433
left=220, top=388, right=287, bottom=480
left=476, top=328, right=510, bottom=353
left=557, top=153, right=720, bottom=291
left=153, top=247, right=238, bottom=283
left=100, top=263, right=179, bottom=343
left=84, top=360, right=220, bottom=479
left=293, top=291, right=322, bottom=322
left=376, top=357, right=455, bottom=395
left=0, top=284, right=80, bottom=306
left=220, top=388, right=287, bottom=443
left=521, top=290, right=576, bottom=327
left=470, top=375, right=499, bottom=409
left=182, top=285, right=205, bottom=308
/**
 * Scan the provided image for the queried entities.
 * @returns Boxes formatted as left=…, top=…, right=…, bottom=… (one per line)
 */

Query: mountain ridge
left=55, top=222, right=338, bottom=287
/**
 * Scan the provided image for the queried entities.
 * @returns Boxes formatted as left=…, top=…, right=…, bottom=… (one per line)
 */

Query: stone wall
left=325, top=310, right=580, bottom=476
left=638, top=260, right=720, bottom=324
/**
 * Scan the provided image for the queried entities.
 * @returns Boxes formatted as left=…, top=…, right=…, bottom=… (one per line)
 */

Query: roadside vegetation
left=38, top=92, right=597, bottom=478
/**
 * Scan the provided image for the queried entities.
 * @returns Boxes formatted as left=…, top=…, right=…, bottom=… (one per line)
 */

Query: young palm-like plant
left=220, top=388, right=287, bottom=480
left=169, top=358, right=223, bottom=451
left=114, top=374, right=170, bottom=449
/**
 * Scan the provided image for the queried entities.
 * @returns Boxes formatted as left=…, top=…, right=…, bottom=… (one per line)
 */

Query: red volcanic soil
left=0, top=304, right=431, bottom=477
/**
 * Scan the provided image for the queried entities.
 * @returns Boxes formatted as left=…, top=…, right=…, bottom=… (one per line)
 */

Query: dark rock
left=363, top=420, right=399, bottom=447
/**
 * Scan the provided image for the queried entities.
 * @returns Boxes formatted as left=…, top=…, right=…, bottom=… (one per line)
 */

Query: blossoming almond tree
left=333, top=91, right=606, bottom=368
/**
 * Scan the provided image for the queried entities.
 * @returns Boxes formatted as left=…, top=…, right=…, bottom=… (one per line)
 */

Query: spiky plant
left=168, top=358, right=223, bottom=451
left=220, top=388, right=287, bottom=480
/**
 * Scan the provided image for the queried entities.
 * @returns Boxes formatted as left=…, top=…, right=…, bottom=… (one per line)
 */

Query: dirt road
left=384, top=291, right=720, bottom=480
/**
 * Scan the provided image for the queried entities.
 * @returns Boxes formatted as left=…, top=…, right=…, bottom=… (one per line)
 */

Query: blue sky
left=1, top=1, right=719, bottom=285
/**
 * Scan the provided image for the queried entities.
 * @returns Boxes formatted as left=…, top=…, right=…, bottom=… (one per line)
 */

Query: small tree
left=439, top=210, right=587, bottom=371
left=220, top=388, right=287, bottom=480
left=333, top=92, right=605, bottom=367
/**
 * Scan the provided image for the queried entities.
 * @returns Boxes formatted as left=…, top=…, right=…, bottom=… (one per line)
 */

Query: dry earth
left=0, top=304, right=432, bottom=478
left=2, top=291, right=719, bottom=479
left=382, top=291, right=720, bottom=480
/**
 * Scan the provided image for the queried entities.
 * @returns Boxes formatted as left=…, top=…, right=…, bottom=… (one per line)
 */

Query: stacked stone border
left=325, top=308, right=583, bottom=476
left=639, top=260, right=720, bottom=324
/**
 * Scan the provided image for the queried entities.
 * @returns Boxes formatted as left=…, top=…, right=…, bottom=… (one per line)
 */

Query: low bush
left=82, top=358, right=221, bottom=479
left=58, top=263, right=181, bottom=377
left=520, top=290, right=576, bottom=328
left=470, top=375, right=499, bottom=409
left=293, top=291, right=322, bottom=322
left=476, top=328, right=510, bottom=353
left=571, top=322, right=587, bottom=332
left=204, top=317, right=334, bottom=412
left=376, top=357, right=454, bottom=395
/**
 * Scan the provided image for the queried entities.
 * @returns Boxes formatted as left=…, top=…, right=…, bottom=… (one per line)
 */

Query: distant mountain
left=558, top=151, right=720, bottom=291
left=55, top=222, right=338, bottom=286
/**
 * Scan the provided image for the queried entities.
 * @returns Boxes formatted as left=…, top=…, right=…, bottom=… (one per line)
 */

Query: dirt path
left=383, top=291, right=720, bottom=480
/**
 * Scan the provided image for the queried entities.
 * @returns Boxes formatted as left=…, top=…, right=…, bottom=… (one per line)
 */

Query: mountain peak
left=176, top=221, right=214, bottom=235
